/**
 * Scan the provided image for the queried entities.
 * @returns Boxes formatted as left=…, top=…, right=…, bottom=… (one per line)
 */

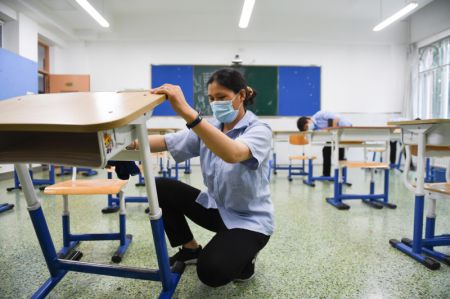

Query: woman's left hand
left=151, top=84, right=197, bottom=122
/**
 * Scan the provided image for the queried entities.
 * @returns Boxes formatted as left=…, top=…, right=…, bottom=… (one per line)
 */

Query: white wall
left=17, top=13, right=37, bottom=61
left=54, top=40, right=407, bottom=114
left=2, top=12, right=37, bottom=61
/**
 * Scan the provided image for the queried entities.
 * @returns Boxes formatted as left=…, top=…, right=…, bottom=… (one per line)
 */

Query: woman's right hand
left=151, top=84, right=197, bottom=123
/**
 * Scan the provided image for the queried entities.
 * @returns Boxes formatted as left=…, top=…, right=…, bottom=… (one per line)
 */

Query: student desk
left=388, top=119, right=450, bottom=270
left=302, top=127, right=397, bottom=209
left=0, top=92, right=185, bottom=298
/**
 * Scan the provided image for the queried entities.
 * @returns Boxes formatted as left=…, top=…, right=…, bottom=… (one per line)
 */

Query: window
left=38, top=41, right=50, bottom=93
left=417, top=37, right=450, bottom=118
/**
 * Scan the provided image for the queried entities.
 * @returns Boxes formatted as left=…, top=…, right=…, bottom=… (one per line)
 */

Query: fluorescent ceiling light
left=239, top=0, right=255, bottom=29
left=373, top=1, right=418, bottom=32
left=75, top=0, right=110, bottom=28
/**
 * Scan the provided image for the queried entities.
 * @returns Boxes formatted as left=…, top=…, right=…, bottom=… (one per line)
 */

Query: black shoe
left=234, top=256, right=256, bottom=283
left=169, top=246, right=202, bottom=266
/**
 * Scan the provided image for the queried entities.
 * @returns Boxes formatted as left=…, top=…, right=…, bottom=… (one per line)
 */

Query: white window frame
left=0, top=20, right=3, bottom=48
left=417, top=36, right=450, bottom=119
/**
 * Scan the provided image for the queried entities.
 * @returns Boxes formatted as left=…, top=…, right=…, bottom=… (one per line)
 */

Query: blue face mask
left=308, top=122, right=316, bottom=131
left=210, top=94, right=240, bottom=123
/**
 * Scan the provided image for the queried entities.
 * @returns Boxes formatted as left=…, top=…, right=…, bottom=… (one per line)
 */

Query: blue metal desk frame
left=388, top=119, right=450, bottom=270
left=0, top=92, right=184, bottom=298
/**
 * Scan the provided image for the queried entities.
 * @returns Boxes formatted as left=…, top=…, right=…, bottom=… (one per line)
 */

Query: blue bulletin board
left=150, top=64, right=320, bottom=116
left=0, top=48, right=38, bottom=100
left=278, top=66, right=321, bottom=116
left=150, top=65, right=193, bottom=116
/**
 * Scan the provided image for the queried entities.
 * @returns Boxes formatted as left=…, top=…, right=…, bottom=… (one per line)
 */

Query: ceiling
left=1, top=0, right=435, bottom=43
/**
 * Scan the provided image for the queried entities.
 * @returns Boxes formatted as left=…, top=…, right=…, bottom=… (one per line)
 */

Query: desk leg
left=136, top=123, right=183, bottom=297
left=394, top=143, right=404, bottom=172
left=389, top=132, right=440, bottom=270
left=15, top=163, right=68, bottom=297
left=326, top=133, right=349, bottom=210
left=272, top=152, right=277, bottom=175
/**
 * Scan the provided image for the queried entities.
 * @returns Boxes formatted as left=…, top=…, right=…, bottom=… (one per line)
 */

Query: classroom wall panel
left=0, top=48, right=38, bottom=100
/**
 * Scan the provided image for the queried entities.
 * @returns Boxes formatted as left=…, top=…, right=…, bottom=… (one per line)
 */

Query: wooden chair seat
left=289, top=155, right=316, bottom=161
left=367, top=148, right=385, bottom=153
left=44, top=179, right=127, bottom=195
left=340, top=161, right=389, bottom=169
left=424, top=182, right=450, bottom=195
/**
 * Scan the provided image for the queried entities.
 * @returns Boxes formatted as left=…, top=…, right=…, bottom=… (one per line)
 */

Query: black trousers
left=390, top=141, right=397, bottom=165
left=322, top=146, right=345, bottom=177
left=156, top=178, right=270, bottom=287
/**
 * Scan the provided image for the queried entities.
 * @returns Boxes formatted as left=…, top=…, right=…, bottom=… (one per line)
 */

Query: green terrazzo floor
left=0, top=166, right=449, bottom=298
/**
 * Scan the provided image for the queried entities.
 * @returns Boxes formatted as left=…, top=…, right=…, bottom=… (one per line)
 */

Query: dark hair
left=207, top=68, right=257, bottom=108
left=297, top=116, right=310, bottom=131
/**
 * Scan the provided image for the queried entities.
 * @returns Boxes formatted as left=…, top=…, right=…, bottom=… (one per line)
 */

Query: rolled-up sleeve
left=165, top=129, right=201, bottom=163
left=236, top=123, right=272, bottom=170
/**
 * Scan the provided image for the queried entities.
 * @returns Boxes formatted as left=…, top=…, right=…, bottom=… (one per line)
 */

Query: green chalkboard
left=193, top=65, right=278, bottom=116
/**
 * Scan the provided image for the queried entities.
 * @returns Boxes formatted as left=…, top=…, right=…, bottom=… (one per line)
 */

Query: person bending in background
left=296, top=111, right=352, bottom=177
left=130, top=68, right=273, bottom=287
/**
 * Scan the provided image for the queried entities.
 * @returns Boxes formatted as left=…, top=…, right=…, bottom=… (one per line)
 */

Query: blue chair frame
left=7, top=165, right=55, bottom=191
left=0, top=202, right=14, bottom=214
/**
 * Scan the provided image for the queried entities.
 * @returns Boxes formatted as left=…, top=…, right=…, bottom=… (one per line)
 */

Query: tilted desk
left=0, top=92, right=185, bottom=298
left=388, top=119, right=450, bottom=270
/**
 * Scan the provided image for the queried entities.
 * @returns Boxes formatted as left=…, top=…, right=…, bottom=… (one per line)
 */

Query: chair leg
left=303, top=159, right=315, bottom=187
left=288, top=160, right=293, bottom=181
left=362, top=170, right=383, bottom=209
left=102, top=171, right=120, bottom=213
left=59, top=195, right=81, bottom=259
left=0, top=203, right=14, bottom=213
left=112, top=191, right=132, bottom=263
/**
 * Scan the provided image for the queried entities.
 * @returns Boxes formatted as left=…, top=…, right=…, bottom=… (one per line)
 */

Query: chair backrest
left=289, top=134, right=309, bottom=145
